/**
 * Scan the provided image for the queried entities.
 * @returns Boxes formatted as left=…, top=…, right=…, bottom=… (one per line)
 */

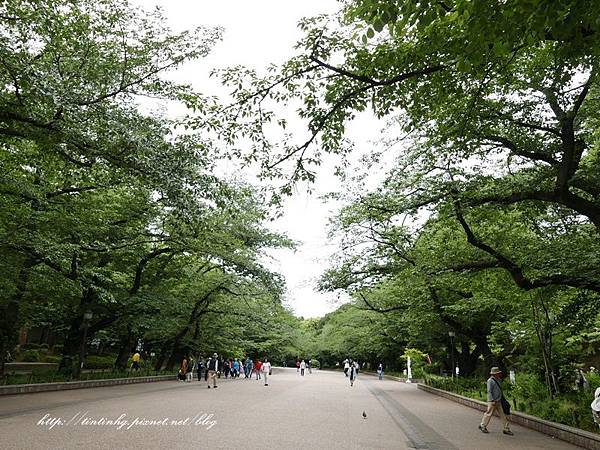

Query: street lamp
left=78, top=310, right=94, bottom=375
left=448, top=331, right=455, bottom=380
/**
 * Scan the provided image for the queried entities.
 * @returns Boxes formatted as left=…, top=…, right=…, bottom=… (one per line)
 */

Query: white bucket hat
left=592, top=387, right=600, bottom=412
left=489, top=367, right=502, bottom=375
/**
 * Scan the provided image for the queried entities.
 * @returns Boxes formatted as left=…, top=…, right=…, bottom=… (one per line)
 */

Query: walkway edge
left=0, top=375, right=174, bottom=396
left=417, top=383, right=600, bottom=450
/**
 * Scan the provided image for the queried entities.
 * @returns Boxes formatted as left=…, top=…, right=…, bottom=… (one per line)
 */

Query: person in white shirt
left=300, top=359, right=306, bottom=376
left=262, top=357, right=271, bottom=386
left=349, top=360, right=358, bottom=387
left=344, top=359, right=350, bottom=377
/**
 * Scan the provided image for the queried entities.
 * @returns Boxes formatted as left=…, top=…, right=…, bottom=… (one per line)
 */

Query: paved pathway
left=0, top=368, right=578, bottom=449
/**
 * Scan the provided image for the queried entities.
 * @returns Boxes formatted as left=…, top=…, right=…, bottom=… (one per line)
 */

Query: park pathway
left=0, top=368, right=579, bottom=449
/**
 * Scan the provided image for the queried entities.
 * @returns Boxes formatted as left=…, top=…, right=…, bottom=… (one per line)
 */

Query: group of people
left=295, top=359, right=312, bottom=376
left=178, top=354, right=272, bottom=388
left=342, top=358, right=361, bottom=386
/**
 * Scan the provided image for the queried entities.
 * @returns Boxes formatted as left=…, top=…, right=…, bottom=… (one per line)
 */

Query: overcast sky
left=140, top=0, right=382, bottom=318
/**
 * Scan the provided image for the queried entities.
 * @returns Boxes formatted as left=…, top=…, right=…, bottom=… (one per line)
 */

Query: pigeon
left=362, top=411, right=367, bottom=419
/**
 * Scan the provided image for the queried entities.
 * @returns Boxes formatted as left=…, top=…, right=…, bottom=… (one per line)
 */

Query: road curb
left=0, top=375, right=174, bottom=396
left=418, top=383, right=600, bottom=450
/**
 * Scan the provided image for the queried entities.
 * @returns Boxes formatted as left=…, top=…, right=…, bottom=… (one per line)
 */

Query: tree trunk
left=154, top=342, right=170, bottom=371
left=58, top=287, right=94, bottom=377
left=0, top=258, right=36, bottom=376
left=114, top=326, right=135, bottom=370
left=166, top=336, right=185, bottom=371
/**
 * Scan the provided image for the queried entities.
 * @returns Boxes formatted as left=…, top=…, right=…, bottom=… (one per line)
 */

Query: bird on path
left=362, top=411, right=367, bottom=419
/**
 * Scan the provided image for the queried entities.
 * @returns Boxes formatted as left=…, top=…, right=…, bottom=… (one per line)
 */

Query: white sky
left=139, top=0, right=384, bottom=318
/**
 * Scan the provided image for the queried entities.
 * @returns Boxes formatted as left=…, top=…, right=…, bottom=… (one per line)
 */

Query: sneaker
left=207, top=386, right=211, bottom=389
left=478, top=425, right=489, bottom=434
left=213, top=385, right=218, bottom=388
left=503, top=430, right=514, bottom=436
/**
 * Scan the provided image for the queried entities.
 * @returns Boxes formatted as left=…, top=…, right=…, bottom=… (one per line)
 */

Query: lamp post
left=448, top=331, right=455, bottom=380
left=77, top=310, right=93, bottom=377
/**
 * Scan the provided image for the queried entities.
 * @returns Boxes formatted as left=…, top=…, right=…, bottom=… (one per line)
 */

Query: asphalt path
left=0, top=368, right=578, bottom=449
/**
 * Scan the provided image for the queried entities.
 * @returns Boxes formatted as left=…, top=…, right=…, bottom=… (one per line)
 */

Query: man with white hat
left=206, top=353, right=219, bottom=389
left=479, top=367, right=513, bottom=435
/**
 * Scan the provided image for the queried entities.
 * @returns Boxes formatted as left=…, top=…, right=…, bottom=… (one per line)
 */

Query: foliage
left=0, top=0, right=297, bottom=379
left=21, top=349, right=41, bottom=362
left=426, top=372, right=600, bottom=433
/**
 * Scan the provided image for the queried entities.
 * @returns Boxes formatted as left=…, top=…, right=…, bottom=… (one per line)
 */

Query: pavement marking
left=364, top=380, right=458, bottom=450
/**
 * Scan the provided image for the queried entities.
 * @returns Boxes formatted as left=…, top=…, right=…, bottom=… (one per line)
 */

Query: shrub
left=21, top=343, right=41, bottom=350
left=44, top=355, right=61, bottom=364
left=511, top=372, right=548, bottom=402
left=51, top=345, right=63, bottom=355
left=21, top=350, right=41, bottom=362
left=309, top=359, right=320, bottom=369
left=85, top=355, right=115, bottom=369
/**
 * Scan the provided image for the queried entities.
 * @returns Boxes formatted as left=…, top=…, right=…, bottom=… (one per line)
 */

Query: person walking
left=378, top=363, right=384, bottom=380
left=300, top=359, right=306, bottom=376
left=131, top=352, right=141, bottom=371
left=349, top=359, right=357, bottom=386
left=247, top=358, right=254, bottom=380
left=262, top=357, right=271, bottom=386
left=196, top=357, right=205, bottom=382
left=233, top=358, right=240, bottom=378
left=206, top=353, right=219, bottom=389
left=223, top=359, right=230, bottom=379
left=296, top=359, right=300, bottom=373
left=255, top=358, right=262, bottom=380
left=343, top=359, right=350, bottom=377
left=307, top=360, right=312, bottom=374
left=186, top=356, right=194, bottom=382
left=479, top=367, right=513, bottom=435
left=178, top=357, right=188, bottom=382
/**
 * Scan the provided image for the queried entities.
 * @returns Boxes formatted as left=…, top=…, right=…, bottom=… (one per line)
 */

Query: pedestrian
left=344, top=359, right=350, bottom=377
left=307, top=360, right=312, bottom=374
left=378, top=363, right=384, bottom=380
left=349, top=359, right=357, bottom=386
left=179, top=357, right=188, bottom=382
left=233, top=358, right=240, bottom=378
left=296, top=360, right=300, bottom=372
left=255, top=358, right=262, bottom=380
left=223, top=359, right=230, bottom=379
left=479, top=367, right=513, bottom=435
left=300, top=359, right=306, bottom=376
left=262, top=357, right=271, bottom=386
left=131, top=352, right=141, bottom=371
left=246, top=358, right=254, bottom=379
left=217, top=357, right=224, bottom=378
left=197, top=357, right=205, bottom=381
left=206, top=353, right=219, bottom=389
left=186, top=356, right=194, bottom=382
left=592, top=386, right=600, bottom=429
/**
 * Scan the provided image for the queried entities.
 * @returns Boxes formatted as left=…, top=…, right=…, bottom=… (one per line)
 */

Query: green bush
left=44, top=355, right=61, bottom=363
left=511, top=372, right=548, bottom=403
left=51, top=345, right=63, bottom=355
left=425, top=373, right=600, bottom=433
left=21, top=343, right=41, bottom=350
left=85, top=355, right=115, bottom=369
left=309, top=359, right=320, bottom=369
left=21, top=350, right=41, bottom=362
